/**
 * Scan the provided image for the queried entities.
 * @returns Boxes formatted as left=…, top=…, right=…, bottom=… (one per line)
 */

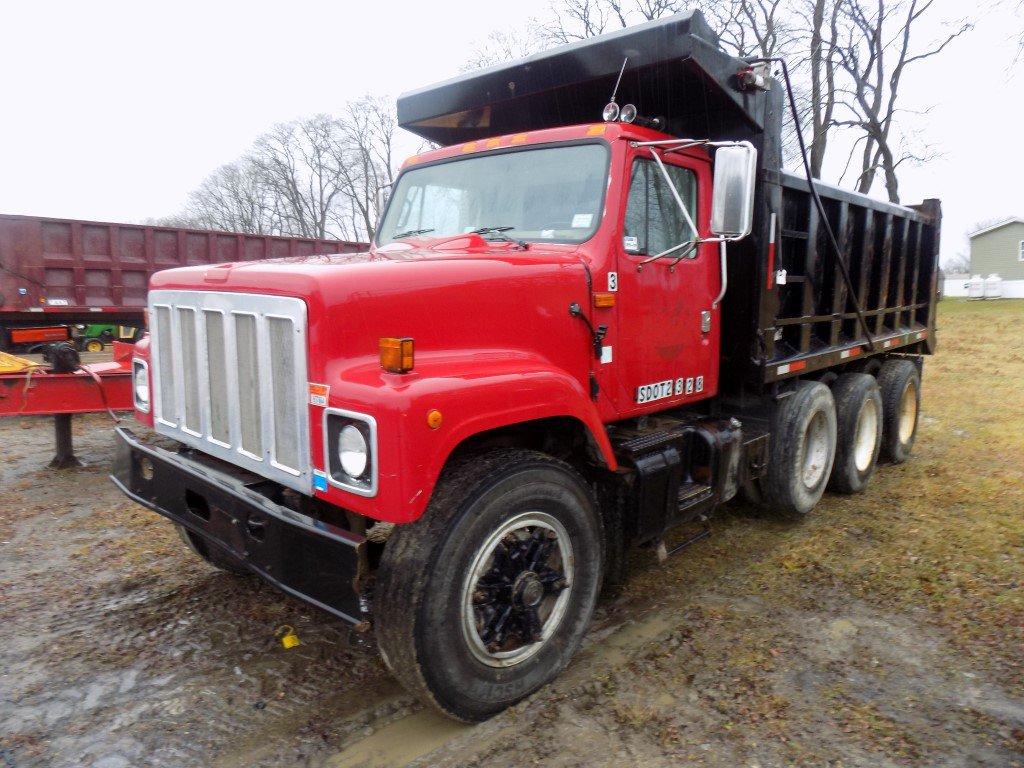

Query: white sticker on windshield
left=541, top=229, right=555, bottom=238
left=571, top=213, right=593, bottom=228
left=623, top=235, right=639, bottom=252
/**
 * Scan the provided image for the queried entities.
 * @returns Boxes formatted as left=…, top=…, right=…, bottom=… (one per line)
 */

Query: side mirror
left=710, top=143, right=757, bottom=240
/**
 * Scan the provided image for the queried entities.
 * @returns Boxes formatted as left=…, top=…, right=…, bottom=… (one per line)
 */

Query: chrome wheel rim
left=801, top=411, right=830, bottom=489
left=898, top=380, right=918, bottom=445
left=854, top=397, right=880, bottom=473
left=460, top=511, right=574, bottom=668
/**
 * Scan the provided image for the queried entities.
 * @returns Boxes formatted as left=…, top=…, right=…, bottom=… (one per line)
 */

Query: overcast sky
left=1, top=0, right=1020, bottom=265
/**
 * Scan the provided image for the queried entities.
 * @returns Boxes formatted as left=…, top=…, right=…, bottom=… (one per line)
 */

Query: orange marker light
left=592, top=292, right=616, bottom=308
left=379, top=337, right=414, bottom=373
left=427, top=409, right=443, bottom=429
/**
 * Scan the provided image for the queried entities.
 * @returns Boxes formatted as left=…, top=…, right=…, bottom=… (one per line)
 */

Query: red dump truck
left=112, top=11, right=940, bottom=721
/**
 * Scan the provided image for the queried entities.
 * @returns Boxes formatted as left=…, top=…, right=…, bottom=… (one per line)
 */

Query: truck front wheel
left=763, top=381, right=838, bottom=516
left=175, top=525, right=248, bottom=575
left=374, top=449, right=603, bottom=722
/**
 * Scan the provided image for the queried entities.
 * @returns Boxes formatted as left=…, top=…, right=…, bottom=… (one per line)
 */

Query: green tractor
left=75, top=324, right=142, bottom=353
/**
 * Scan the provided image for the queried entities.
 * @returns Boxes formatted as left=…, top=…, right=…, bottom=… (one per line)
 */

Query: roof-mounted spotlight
left=619, top=104, right=638, bottom=123
left=602, top=102, right=620, bottom=122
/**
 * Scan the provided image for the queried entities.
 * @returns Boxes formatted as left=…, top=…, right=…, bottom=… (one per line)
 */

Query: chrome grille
left=148, top=290, right=310, bottom=493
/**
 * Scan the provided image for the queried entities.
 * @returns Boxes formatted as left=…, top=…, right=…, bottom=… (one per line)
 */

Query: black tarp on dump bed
left=397, top=11, right=772, bottom=147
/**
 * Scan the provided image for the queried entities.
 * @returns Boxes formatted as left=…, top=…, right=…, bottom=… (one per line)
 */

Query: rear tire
left=375, top=449, right=603, bottom=722
left=828, top=373, right=883, bottom=494
left=763, top=381, right=837, bottom=516
left=878, top=359, right=921, bottom=464
left=175, top=525, right=248, bottom=575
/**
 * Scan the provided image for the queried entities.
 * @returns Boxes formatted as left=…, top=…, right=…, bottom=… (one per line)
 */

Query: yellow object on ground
left=0, top=351, right=44, bottom=374
left=276, top=625, right=301, bottom=649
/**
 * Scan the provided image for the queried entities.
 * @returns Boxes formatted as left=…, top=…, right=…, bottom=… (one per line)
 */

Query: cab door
left=605, top=148, right=721, bottom=416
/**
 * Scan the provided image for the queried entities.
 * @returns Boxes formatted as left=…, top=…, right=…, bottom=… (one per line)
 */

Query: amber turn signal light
left=379, top=337, right=414, bottom=373
left=592, top=292, right=616, bottom=308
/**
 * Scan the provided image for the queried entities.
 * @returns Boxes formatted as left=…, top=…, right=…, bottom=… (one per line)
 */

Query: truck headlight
left=324, top=410, right=377, bottom=496
left=132, top=360, right=150, bottom=412
left=338, top=424, right=368, bottom=478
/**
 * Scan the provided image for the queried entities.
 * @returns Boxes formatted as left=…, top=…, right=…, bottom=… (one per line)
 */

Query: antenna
left=602, top=58, right=629, bottom=122
left=610, top=57, right=628, bottom=104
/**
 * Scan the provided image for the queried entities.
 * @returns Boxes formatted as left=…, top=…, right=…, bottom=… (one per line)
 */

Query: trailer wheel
left=878, top=359, right=921, bottom=463
left=828, top=374, right=883, bottom=494
left=763, top=381, right=837, bottom=516
left=375, top=449, right=603, bottom=722
left=175, top=525, right=248, bottom=575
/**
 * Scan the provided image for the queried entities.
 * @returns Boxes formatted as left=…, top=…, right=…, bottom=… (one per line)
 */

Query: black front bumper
left=111, top=427, right=366, bottom=624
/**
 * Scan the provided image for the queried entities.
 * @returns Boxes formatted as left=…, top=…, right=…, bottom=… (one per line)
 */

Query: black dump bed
left=397, top=10, right=940, bottom=394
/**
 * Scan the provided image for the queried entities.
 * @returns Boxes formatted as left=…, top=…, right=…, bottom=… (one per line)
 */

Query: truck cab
left=376, top=121, right=729, bottom=421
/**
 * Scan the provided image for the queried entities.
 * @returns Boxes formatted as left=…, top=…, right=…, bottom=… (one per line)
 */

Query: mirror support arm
left=648, top=149, right=700, bottom=243
left=712, top=241, right=728, bottom=308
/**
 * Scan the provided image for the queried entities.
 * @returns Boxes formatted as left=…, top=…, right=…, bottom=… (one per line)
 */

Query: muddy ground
left=1, top=299, right=1022, bottom=768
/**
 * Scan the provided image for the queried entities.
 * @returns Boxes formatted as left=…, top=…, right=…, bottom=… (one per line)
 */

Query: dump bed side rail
left=754, top=172, right=940, bottom=383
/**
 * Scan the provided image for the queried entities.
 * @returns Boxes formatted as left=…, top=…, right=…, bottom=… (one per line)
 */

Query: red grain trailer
left=0, top=213, right=367, bottom=329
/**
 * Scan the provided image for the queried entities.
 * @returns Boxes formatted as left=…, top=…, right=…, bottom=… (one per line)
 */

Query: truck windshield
left=377, top=143, right=608, bottom=246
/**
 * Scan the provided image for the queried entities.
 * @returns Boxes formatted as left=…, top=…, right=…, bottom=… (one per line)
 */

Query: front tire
left=763, top=381, right=837, bottom=516
left=375, top=449, right=603, bottom=722
left=175, top=525, right=248, bottom=575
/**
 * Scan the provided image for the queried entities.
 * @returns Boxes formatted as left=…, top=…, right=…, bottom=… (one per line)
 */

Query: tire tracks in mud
left=316, top=600, right=683, bottom=768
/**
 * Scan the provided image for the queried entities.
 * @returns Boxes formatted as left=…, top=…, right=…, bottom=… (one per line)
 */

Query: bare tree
left=330, top=96, right=398, bottom=239
left=249, top=115, right=348, bottom=239
left=800, top=0, right=843, bottom=176
left=462, top=28, right=544, bottom=70
left=694, top=0, right=794, bottom=58
left=833, top=0, right=971, bottom=202
left=164, top=98, right=398, bottom=242
left=539, top=0, right=687, bottom=44
left=944, top=250, right=970, bottom=274
left=182, top=159, right=281, bottom=234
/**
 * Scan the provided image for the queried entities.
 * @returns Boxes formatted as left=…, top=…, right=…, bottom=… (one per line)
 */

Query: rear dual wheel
left=375, top=449, right=603, bottom=722
left=828, top=373, right=883, bottom=494
left=878, top=359, right=921, bottom=463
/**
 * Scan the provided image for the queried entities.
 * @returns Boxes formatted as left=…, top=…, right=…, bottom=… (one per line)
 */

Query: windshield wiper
left=470, top=226, right=527, bottom=248
left=470, top=226, right=515, bottom=235
left=392, top=228, right=434, bottom=240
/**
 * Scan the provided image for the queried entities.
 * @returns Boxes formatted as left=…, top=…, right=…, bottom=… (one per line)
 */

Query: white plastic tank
left=967, top=275, right=985, bottom=299
left=984, top=274, right=1003, bottom=299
